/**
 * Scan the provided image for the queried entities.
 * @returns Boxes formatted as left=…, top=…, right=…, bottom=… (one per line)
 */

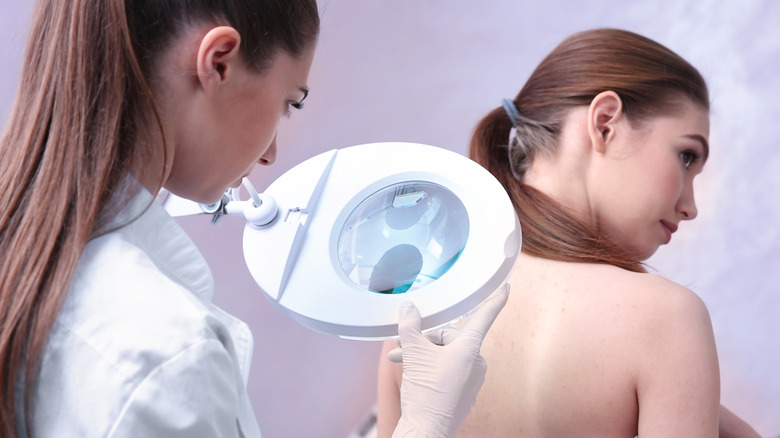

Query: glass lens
left=338, top=182, right=469, bottom=294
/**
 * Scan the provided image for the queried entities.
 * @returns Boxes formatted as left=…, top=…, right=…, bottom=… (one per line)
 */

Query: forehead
left=672, top=98, right=709, bottom=129
left=624, top=97, right=710, bottom=162
left=645, top=98, right=710, bottom=144
left=676, top=99, right=709, bottom=145
left=262, top=46, right=315, bottom=84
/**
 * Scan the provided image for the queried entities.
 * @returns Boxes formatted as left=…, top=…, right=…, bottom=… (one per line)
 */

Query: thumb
left=461, top=283, right=510, bottom=341
left=397, top=300, right=424, bottom=344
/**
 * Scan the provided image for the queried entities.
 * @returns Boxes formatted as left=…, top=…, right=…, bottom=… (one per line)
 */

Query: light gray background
left=2, top=1, right=778, bottom=437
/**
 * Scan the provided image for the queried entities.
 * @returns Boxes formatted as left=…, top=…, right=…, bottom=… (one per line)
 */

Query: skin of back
left=378, top=252, right=720, bottom=437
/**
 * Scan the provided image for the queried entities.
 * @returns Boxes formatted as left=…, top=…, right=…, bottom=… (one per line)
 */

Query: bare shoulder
left=464, top=257, right=719, bottom=437
left=516, top=255, right=710, bottom=314
left=607, top=272, right=720, bottom=435
left=613, top=269, right=712, bottom=327
left=509, top=255, right=713, bottom=343
left=586, top=266, right=717, bottom=378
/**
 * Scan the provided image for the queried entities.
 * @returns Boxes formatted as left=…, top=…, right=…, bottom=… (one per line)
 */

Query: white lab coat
left=21, top=187, right=261, bottom=437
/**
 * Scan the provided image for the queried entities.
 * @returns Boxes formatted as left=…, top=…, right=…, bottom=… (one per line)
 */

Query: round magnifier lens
left=337, top=181, right=469, bottom=294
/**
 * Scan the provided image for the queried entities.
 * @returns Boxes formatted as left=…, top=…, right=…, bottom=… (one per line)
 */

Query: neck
left=523, top=107, right=595, bottom=225
left=130, top=111, right=174, bottom=196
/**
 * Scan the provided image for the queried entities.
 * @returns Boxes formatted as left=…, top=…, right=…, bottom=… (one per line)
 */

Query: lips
left=660, top=220, right=678, bottom=243
left=230, top=172, right=251, bottom=188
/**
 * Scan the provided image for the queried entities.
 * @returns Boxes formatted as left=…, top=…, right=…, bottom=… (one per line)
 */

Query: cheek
left=247, top=111, right=281, bottom=155
left=229, top=115, right=279, bottom=164
left=610, top=218, right=658, bottom=261
left=628, top=158, right=682, bottom=210
left=596, top=196, right=655, bottom=258
left=657, top=167, right=686, bottom=205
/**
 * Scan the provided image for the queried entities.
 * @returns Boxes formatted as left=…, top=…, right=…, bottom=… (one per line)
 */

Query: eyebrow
left=298, top=88, right=309, bottom=103
left=686, top=134, right=710, bottom=162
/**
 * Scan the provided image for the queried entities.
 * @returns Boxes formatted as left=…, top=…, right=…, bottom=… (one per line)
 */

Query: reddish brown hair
left=0, top=0, right=319, bottom=435
left=470, top=28, right=709, bottom=272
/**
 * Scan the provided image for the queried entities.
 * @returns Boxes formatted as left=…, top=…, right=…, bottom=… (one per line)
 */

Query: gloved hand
left=389, top=284, right=510, bottom=438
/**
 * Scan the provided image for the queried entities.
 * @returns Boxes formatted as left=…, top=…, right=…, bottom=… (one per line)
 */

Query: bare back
left=377, top=253, right=720, bottom=437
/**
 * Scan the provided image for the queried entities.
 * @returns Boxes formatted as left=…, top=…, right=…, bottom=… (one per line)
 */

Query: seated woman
left=377, top=28, right=758, bottom=437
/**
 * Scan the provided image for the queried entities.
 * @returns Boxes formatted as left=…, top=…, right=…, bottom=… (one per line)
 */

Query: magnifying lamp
left=163, top=142, right=521, bottom=340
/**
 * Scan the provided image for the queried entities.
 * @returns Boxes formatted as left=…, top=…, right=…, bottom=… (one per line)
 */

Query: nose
left=258, top=134, right=277, bottom=166
left=677, top=178, right=698, bottom=220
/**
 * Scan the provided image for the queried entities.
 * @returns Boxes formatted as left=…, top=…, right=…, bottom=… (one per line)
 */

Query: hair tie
left=502, top=98, right=520, bottom=127
left=501, top=98, right=524, bottom=180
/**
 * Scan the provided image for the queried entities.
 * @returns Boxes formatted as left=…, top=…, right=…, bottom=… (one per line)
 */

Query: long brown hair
left=470, top=28, right=709, bottom=272
left=0, top=0, right=319, bottom=435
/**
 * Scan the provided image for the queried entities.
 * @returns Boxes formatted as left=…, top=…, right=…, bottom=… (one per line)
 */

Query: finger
left=423, top=326, right=462, bottom=345
left=423, top=329, right=444, bottom=345
left=438, top=326, right=463, bottom=345
left=462, top=283, right=510, bottom=339
left=387, top=346, right=403, bottom=363
left=396, top=300, right=423, bottom=344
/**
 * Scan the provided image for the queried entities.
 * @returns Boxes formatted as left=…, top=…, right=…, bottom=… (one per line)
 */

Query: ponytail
left=0, top=1, right=156, bottom=435
left=469, top=105, right=646, bottom=273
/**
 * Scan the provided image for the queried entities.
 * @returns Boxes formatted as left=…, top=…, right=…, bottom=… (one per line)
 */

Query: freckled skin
left=449, top=254, right=718, bottom=437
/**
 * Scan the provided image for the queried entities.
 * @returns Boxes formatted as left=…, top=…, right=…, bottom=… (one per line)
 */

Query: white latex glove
left=389, top=284, right=510, bottom=438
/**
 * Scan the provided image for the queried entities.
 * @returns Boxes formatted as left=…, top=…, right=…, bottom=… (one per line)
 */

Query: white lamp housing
left=242, top=142, right=521, bottom=340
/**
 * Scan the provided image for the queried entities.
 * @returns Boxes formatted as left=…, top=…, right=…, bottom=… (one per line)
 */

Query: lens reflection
left=338, top=182, right=469, bottom=294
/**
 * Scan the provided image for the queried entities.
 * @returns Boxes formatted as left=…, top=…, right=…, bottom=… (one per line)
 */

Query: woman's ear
left=196, top=26, right=242, bottom=95
left=587, top=90, right=623, bottom=153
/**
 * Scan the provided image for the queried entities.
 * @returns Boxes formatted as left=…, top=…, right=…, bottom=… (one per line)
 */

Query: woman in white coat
left=0, top=1, right=507, bottom=436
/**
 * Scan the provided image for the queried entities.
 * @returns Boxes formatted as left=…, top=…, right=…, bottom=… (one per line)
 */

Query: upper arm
left=109, top=339, right=244, bottom=438
left=719, top=405, right=761, bottom=438
left=635, top=282, right=720, bottom=437
left=376, top=340, right=403, bottom=438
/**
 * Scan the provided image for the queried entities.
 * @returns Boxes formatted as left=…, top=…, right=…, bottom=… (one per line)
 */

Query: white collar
left=110, top=186, right=215, bottom=302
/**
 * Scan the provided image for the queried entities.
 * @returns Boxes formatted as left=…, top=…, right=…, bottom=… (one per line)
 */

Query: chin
left=623, top=241, right=655, bottom=262
left=636, top=246, right=659, bottom=262
left=163, top=176, right=228, bottom=205
left=186, top=187, right=227, bottom=205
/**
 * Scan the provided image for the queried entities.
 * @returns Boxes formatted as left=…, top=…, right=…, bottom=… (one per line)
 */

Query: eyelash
left=681, top=150, right=700, bottom=168
left=284, top=101, right=305, bottom=119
